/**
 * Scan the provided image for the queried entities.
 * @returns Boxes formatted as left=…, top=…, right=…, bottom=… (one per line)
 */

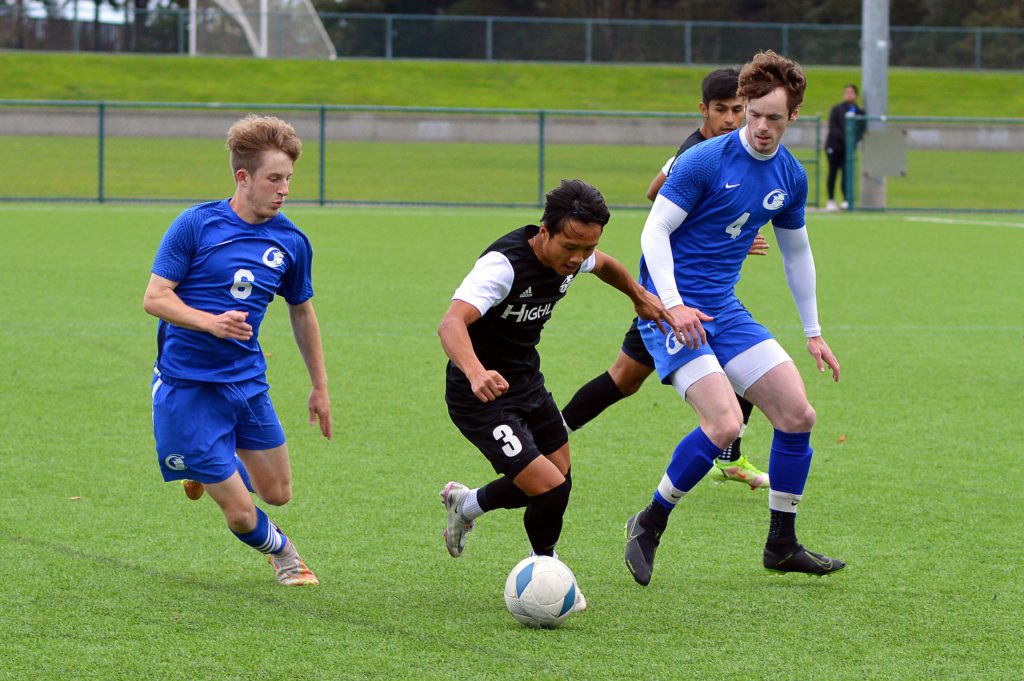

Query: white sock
left=461, top=489, right=484, bottom=521
left=768, top=489, right=802, bottom=512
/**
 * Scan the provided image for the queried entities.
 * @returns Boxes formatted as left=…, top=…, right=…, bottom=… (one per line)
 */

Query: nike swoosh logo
left=725, top=182, right=740, bottom=189
left=808, top=554, right=831, bottom=568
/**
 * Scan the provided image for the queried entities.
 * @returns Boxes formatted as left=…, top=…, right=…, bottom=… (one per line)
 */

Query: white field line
left=903, top=215, right=1024, bottom=229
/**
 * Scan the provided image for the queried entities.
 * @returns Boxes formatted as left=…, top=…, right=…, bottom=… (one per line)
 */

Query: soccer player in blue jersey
left=561, top=68, right=773, bottom=491
left=438, top=180, right=679, bottom=612
left=623, top=51, right=845, bottom=584
left=144, top=115, right=332, bottom=586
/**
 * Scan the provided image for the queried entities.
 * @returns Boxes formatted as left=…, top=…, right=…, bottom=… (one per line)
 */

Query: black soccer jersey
left=446, top=225, right=596, bottom=395
left=667, top=128, right=708, bottom=177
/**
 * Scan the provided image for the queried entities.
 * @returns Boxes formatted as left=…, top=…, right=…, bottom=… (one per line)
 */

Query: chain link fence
left=0, top=100, right=822, bottom=209
left=2, top=10, right=1022, bottom=70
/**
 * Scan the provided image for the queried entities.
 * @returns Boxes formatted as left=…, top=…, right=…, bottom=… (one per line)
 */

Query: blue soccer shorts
left=151, top=370, right=286, bottom=484
left=638, top=297, right=780, bottom=393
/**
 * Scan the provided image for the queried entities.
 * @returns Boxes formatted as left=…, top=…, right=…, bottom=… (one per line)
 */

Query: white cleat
left=268, top=541, right=319, bottom=586
left=571, top=586, right=588, bottom=613
left=825, top=199, right=839, bottom=212
left=440, top=481, right=475, bottom=557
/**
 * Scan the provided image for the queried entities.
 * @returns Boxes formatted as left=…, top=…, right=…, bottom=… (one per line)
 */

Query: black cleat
left=763, top=543, right=846, bottom=576
left=624, top=512, right=662, bottom=586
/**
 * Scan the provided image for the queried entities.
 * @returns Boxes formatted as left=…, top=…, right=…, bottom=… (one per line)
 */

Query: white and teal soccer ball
left=503, top=555, right=578, bottom=629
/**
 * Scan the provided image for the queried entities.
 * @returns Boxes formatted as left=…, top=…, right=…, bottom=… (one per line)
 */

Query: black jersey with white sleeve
left=447, top=225, right=596, bottom=390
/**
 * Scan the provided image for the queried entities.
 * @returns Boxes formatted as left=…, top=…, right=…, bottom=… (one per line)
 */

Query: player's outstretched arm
left=438, top=301, right=509, bottom=403
left=288, top=300, right=332, bottom=440
left=638, top=195, right=713, bottom=348
left=773, top=225, right=838, bottom=382
left=590, top=250, right=675, bottom=336
left=143, top=273, right=252, bottom=340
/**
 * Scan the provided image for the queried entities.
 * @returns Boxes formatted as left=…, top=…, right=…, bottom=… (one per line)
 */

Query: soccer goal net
left=189, top=0, right=336, bottom=59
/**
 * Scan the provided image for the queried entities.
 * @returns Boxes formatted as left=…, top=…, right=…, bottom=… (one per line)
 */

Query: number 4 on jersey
left=724, top=212, right=750, bottom=239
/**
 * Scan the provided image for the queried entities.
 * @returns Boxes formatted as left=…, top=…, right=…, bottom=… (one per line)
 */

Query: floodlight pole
left=188, top=0, right=197, bottom=56
left=860, top=0, right=889, bottom=208
left=259, top=0, right=268, bottom=58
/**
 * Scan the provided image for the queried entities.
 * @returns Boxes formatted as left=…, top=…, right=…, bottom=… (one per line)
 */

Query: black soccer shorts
left=620, top=317, right=656, bottom=368
left=447, top=379, right=568, bottom=479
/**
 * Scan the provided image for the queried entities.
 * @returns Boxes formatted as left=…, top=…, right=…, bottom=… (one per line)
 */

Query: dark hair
left=738, top=50, right=807, bottom=115
left=540, top=179, right=610, bottom=235
left=845, top=83, right=859, bottom=95
left=702, top=68, right=741, bottom=106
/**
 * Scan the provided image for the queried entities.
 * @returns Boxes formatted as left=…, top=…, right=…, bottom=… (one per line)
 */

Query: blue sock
left=653, top=427, right=722, bottom=512
left=767, top=430, right=813, bottom=495
left=231, top=507, right=287, bottom=554
left=235, top=454, right=254, bottom=493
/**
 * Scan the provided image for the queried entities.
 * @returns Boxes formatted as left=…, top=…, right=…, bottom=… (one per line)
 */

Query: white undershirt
left=452, top=250, right=597, bottom=316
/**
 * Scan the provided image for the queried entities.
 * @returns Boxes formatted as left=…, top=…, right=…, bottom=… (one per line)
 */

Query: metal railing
left=843, top=114, right=1024, bottom=212
left=2, top=10, right=1023, bottom=69
left=0, top=100, right=821, bottom=209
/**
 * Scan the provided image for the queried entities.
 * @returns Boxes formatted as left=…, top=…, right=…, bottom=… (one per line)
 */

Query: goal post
left=188, top=0, right=336, bottom=60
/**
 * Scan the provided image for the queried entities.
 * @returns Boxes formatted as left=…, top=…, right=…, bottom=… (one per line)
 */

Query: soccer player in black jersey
left=560, top=68, right=773, bottom=490
left=438, top=180, right=679, bottom=607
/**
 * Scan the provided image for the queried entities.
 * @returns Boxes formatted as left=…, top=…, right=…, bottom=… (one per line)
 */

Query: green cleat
left=712, top=454, right=769, bottom=490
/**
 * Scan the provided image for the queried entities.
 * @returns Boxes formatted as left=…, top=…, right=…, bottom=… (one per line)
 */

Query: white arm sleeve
left=452, top=251, right=515, bottom=317
left=639, top=194, right=688, bottom=309
left=773, top=225, right=822, bottom=337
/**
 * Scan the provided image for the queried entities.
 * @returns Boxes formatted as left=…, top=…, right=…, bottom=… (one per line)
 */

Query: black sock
left=766, top=509, right=797, bottom=550
left=477, top=475, right=528, bottom=511
left=561, top=371, right=626, bottom=432
left=718, top=394, right=756, bottom=462
left=523, top=478, right=571, bottom=556
left=639, top=500, right=669, bottom=533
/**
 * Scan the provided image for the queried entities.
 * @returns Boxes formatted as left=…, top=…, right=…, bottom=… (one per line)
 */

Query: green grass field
left=1, top=202, right=1021, bottom=680
left=4, top=52, right=1024, bottom=118
left=5, top=133, right=1023, bottom=210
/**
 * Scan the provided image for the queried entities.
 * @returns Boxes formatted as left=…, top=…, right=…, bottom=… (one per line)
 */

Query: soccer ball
left=503, top=555, right=578, bottom=629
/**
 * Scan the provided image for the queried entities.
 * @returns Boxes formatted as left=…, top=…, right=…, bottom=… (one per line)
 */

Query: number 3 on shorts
left=492, top=424, right=523, bottom=457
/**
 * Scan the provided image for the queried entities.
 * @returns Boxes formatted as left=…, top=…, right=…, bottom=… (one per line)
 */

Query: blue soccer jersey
left=641, top=129, right=808, bottom=309
left=151, top=199, right=314, bottom=383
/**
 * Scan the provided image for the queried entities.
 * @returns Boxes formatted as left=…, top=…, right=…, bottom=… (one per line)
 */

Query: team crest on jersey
left=559, top=275, right=575, bottom=293
left=262, top=247, right=285, bottom=268
left=762, top=189, right=786, bottom=211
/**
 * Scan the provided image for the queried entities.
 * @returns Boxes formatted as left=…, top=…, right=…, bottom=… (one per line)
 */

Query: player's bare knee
left=616, top=374, right=646, bottom=397
left=609, top=362, right=650, bottom=397
left=260, top=484, right=292, bottom=506
left=704, top=415, right=743, bottom=449
left=777, top=403, right=816, bottom=433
